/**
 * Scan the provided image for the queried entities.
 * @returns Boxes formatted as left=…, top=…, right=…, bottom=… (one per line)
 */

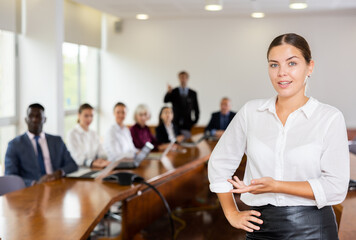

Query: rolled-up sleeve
left=208, top=104, right=247, bottom=193
left=308, top=112, right=350, bottom=209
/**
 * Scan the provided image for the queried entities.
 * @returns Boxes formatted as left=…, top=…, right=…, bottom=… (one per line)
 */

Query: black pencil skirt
left=245, top=205, right=338, bottom=240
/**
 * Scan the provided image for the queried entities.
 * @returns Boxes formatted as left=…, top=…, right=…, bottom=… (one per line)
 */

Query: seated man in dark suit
left=205, top=97, right=236, bottom=139
left=5, top=103, right=78, bottom=186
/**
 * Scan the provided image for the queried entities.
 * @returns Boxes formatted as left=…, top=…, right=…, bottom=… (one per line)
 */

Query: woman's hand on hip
left=225, top=209, right=263, bottom=232
left=228, top=176, right=278, bottom=194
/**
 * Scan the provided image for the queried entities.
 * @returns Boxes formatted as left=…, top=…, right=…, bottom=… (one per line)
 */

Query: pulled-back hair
left=78, top=103, right=93, bottom=114
left=113, top=102, right=126, bottom=111
left=77, top=103, right=94, bottom=123
left=267, top=33, right=312, bottom=64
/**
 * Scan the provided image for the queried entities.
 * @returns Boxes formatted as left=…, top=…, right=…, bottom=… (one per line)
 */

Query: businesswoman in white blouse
left=208, top=33, right=349, bottom=239
left=103, top=102, right=137, bottom=162
left=67, top=103, right=109, bottom=168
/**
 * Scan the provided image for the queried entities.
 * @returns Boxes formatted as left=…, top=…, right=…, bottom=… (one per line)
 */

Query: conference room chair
left=0, top=175, right=26, bottom=196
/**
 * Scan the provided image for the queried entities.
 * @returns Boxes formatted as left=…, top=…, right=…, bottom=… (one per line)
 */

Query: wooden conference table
left=0, top=137, right=213, bottom=240
left=339, top=152, right=356, bottom=239
left=1, top=138, right=356, bottom=240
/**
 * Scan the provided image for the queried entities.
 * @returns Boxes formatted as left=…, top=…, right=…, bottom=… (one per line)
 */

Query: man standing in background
left=164, top=71, right=200, bottom=133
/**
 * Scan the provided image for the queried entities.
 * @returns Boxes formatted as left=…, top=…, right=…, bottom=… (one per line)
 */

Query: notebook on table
left=179, top=133, right=208, bottom=148
left=115, top=142, right=154, bottom=169
left=66, top=142, right=154, bottom=179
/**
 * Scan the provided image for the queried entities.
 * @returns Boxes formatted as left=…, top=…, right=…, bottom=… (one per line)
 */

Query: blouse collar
left=258, top=96, right=318, bottom=119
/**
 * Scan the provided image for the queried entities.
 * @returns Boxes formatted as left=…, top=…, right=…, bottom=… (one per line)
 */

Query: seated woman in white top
left=104, top=102, right=137, bottom=162
left=67, top=103, right=109, bottom=168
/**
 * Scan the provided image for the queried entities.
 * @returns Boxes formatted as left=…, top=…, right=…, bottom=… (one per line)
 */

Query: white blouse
left=103, top=124, right=137, bottom=162
left=165, top=124, right=176, bottom=142
left=67, top=124, right=106, bottom=167
left=208, top=96, right=350, bottom=209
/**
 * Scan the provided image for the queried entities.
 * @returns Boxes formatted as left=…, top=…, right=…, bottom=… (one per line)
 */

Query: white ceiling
left=73, top=0, right=356, bottom=19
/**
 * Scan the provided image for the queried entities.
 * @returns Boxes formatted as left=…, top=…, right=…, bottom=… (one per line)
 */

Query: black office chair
left=0, top=175, right=26, bottom=196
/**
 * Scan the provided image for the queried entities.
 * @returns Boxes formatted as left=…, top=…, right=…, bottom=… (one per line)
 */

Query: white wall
left=64, top=0, right=101, bottom=48
left=19, top=0, right=64, bottom=135
left=0, top=0, right=18, bottom=32
left=100, top=13, right=356, bottom=133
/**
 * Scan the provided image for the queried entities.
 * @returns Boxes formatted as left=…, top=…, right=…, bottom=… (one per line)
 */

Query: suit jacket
left=155, top=124, right=181, bottom=144
left=164, top=87, right=200, bottom=130
left=205, top=111, right=236, bottom=132
left=350, top=138, right=356, bottom=154
left=5, top=133, right=78, bottom=186
left=350, top=144, right=356, bottom=154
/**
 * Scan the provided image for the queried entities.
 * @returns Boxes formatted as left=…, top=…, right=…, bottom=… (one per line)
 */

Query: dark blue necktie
left=34, top=135, right=46, bottom=175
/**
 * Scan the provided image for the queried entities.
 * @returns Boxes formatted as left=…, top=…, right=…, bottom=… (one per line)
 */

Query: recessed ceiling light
left=289, top=0, right=308, bottom=10
left=251, top=12, right=265, bottom=18
left=205, top=0, right=223, bottom=11
left=136, top=14, right=149, bottom=20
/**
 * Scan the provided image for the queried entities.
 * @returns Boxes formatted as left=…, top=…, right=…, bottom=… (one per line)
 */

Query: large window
left=0, top=30, right=17, bottom=175
left=63, top=42, right=100, bottom=139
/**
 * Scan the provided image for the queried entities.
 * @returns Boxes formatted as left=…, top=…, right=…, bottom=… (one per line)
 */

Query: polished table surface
left=339, top=152, right=356, bottom=240
left=0, top=139, right=212, bottom=240
left=0, top=142, right=355, bottom=240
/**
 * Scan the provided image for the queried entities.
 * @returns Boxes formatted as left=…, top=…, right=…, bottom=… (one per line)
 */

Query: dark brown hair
left=267, top=33, right=312, bottom=64
left=113, top=102, right=126, bottom=111
left=158, top=106, right=172, bottom=126
left=77, top=103, right=94, bottom=123
left=178, top=71, right=189, bottom=78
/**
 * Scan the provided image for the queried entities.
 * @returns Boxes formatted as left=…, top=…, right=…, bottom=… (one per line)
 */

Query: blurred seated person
left=5, top=103, right=78, bottom=187
left=205, top=97, right=236, bottom=139
left=130, top=104, right=158, bottom=150
left=104, top=102, right=138, bottom=161
left=156, top=106, right=185, bottom=146
left=67, top=103, right=109, bottom=168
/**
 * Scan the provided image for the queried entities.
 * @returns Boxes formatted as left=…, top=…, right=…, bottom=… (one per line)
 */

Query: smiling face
left=136, top=111, right=149, bottom=126
left=114, top=105, right=126, bottom=126
left=78, top=109, right=93, bottom=129
left=220, top=98, right=231, bottom=115
left=26, top=107, right=46, bottom=135
left=268, top=44, right=314, bottom=100
left=160, top=107, right=174, bottom=125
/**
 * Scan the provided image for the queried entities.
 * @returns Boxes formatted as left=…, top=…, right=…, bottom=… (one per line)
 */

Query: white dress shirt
left=27, top=131, right=53, bottom=174
left=67, top=124, right=106, bottom=167
left=165, top=124, right=176, bottom=142
left=208, top=96, right=350, bottom=209
left=103, top=124, right=137, bottom=162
